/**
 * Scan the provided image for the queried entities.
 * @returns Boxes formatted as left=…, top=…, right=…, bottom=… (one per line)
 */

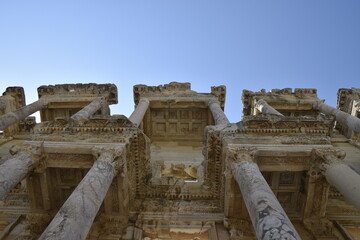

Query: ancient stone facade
left=0, top=83, right=360, bottom=240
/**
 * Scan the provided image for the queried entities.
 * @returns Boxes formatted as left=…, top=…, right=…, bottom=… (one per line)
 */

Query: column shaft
left=129, top=98, right=149, bottom=127
left=208, top=99, right=230, bottom=125
left=0, top=151, right=37, bottom=200
left=255, top=99, right=284, bottom=116
left=39, top=151, right=119, bottom=240
left=233, top=161, right=301, bottom=240
left=71, top=98, right=103, bottom=120
left=0, top=99, right=47, bottom=130
left=325, top=163, right=360, bottom=210
left=314, top=101, right=360, bottom=133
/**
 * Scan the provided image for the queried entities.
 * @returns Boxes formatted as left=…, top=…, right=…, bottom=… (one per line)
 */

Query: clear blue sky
left=0, top=1, right=359, bottom=122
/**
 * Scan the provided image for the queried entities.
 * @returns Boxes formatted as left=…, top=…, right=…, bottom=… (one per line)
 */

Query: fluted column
left=227, top=147, right=301, bottom=240
left=39, top=147, right=125, bottom=240
left=314, top=148, right=360, bottom=210
left=71, top=98, right=103, bottom=121
left=0, top=147, right=40, bottom=200
left=255, top=99, right=284, bottom=116
left=208, top=98, right=230, bottom=125
left=129, top=98, right=149, bottom=127
left=314, top=100, right=360, bottom=133
left=0, top=99, right=47, bottom=130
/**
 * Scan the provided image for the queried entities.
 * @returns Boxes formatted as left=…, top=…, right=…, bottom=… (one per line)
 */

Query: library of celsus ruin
left=0, top=82, right=360, bottom=240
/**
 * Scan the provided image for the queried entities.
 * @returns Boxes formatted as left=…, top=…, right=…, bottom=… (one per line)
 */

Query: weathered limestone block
left=70, top=98, right=103, bottom=121
left=129, top=98, right=149, bottom=127
left=39, top=147, right=125, bottom=240
left=254, top=99, right=284, bottom=116
left=0, top=146, right=41, bottom=200
left=0, top=99, right=47, bottom=130
left=228, top=147, right=301, bottom=240
left=314, top=148, right=360, bottom=210
left=314, top=100, right=360, bottom=134
left=208, top=98, right=230, bottom=125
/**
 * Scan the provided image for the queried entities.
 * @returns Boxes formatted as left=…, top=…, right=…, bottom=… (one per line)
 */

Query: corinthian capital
left=312, top=148, right=346, bottom=172
left=92, top=146, right=126, bottom=173
left=226, top=147, right=258, bottom=172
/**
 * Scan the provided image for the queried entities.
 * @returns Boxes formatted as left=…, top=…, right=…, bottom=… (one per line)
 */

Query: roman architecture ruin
left=0, top=82, right=360, bottom=240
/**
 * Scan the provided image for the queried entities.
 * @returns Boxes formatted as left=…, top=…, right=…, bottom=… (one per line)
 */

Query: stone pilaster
left=254, top=99, right=284, bottom=116
left=38, top=146, right=125, bottom=240
left=129, top=98, right=149, bottom=127
left=70, top=98, right=103, bottom=121
left=314, top=100, right=360, bottom=134
left=314, top=148, right=360, bottom=210
left=208, top=98, right=230, bottom=125
left=0, top=145, right=42, bottom=200
left=227, top=147, right=301, bottom=240
left=0, top=99, right=47, bottom=130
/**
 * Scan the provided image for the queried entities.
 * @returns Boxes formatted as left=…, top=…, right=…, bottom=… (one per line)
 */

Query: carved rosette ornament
left=226, top=147, right=301, bottom=240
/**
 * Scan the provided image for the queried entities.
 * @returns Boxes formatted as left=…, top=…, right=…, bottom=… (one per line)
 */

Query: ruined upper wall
left=337, top=88, right=360, bottom=115
left=133, top=82, right=226, bottom=109
left=38, top=83, right=118, bottom=104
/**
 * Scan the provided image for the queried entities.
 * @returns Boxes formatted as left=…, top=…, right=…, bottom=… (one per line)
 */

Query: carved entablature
left=239, top=115, right=333, bottom=136
left=242, top=88, right=318, bottom=116
left=34, top=116, right=136, bottom=137
left=38, top=83, right=118, bottom=104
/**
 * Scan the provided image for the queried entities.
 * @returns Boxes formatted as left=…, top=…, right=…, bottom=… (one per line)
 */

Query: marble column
left=0, top=99, right=47, bottom=130
left=255, top=99, right=284, bottom=116
left=71, top=98, right=103, bottom=121
left=314, top=100, right=360, bottom=134
left=129, top=98, right=149, bottom=127
left=228, top=147, right=301, bottom=240
left=0, top=148, right=39, bottom=200
left=39, top=147, right=124, bottom=240
left=314, top=148, right=360, bottom=210
left=208, top=98, right=230, bottom=125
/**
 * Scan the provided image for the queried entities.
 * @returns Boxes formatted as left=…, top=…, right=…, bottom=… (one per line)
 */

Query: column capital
left=138, top=97, right=150, bottom=104
left=208, top=97, right=221, bottom=106
left=10, top=143, right=45, bottom=171
left=312, top=148, right=345, bottom=172
left=92, top=146, right=126, bottom=174
left=226, top=147, right=258, bottom=173
left=312, top=99, right=325, bottom=110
